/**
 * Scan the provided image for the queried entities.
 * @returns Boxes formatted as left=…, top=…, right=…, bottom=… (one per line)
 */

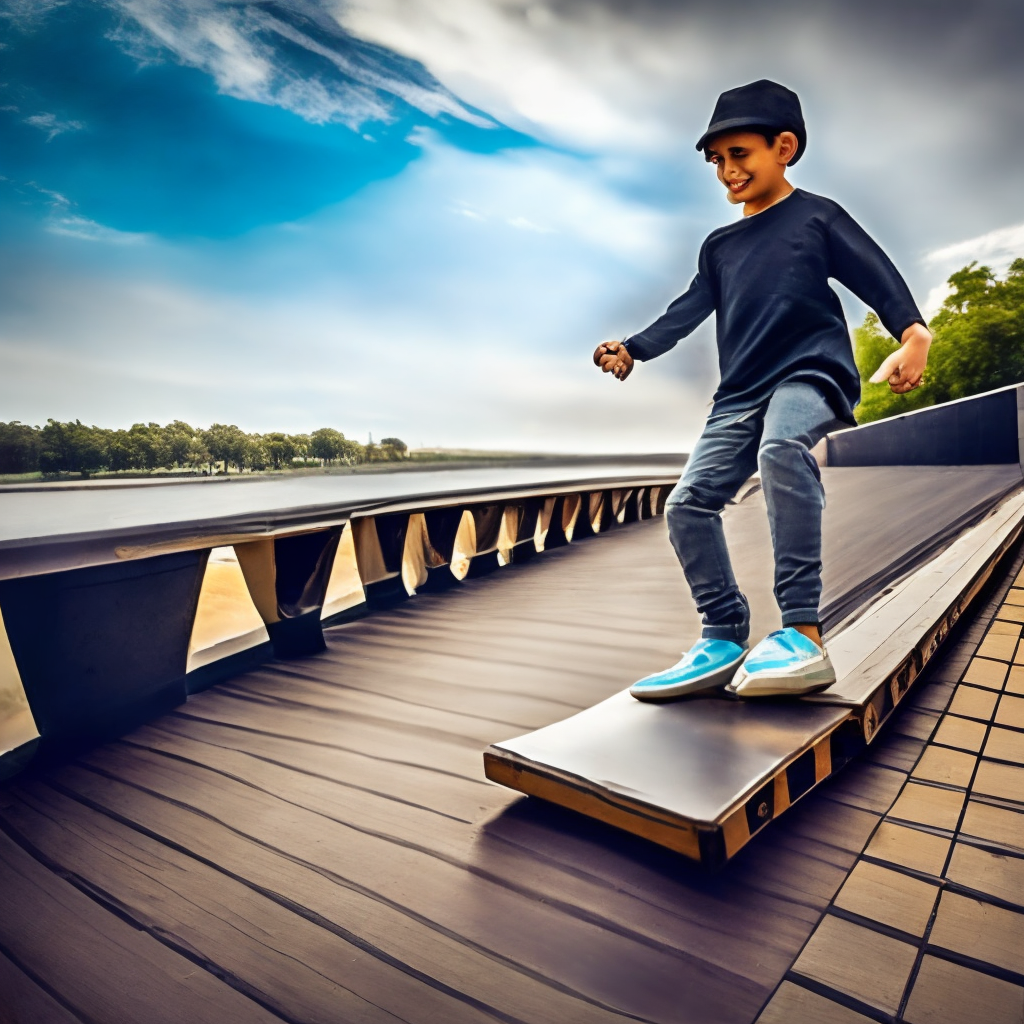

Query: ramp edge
left=484, top=493, right=1024, bottom=868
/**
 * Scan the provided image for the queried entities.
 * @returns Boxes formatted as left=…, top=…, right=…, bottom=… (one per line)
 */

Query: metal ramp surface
left=485, top=469, right=1024, bottom=867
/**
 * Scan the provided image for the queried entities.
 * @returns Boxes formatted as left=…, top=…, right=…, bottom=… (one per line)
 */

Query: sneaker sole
left=724, top=662, right=836, bottom=699
left=629, top=655, right=747, bottom=702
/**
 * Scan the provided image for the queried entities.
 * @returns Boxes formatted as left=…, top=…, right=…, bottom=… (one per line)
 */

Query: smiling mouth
left=727, top=178, right=751, bottom=193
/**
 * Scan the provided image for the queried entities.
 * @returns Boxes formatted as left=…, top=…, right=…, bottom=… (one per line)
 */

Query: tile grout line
left=754, top=538, right=1024, bottom=1024
left=754, top=658, right=953, bottom=1022
left=894, top=562, right=1024, bottom=1021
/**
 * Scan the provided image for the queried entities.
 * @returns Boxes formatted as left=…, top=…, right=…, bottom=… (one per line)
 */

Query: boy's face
left=704, top=130, right=796, bottom=207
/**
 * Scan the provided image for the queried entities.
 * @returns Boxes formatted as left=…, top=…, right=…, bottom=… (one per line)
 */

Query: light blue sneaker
left=725, top=627, right=836, bottom=698
left=630, top=638, right=748, bottom=701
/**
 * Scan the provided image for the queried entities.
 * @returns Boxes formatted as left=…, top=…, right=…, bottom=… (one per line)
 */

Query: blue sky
left=2, top=0, right=1023, bottom=452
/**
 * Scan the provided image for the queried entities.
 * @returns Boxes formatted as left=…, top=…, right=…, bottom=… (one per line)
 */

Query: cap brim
left=696, top=118, right=804, bottom=164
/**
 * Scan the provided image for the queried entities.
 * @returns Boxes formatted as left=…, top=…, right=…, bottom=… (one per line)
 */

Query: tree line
left=0, top=420, right=408, bottom=476
left=854, top=258, right=1024, bottom=423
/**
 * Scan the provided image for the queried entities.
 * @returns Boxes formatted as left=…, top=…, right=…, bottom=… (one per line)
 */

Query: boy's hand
left=593, top=340, right=634, bottom=381
left=869, top=322, right=931, bottom=394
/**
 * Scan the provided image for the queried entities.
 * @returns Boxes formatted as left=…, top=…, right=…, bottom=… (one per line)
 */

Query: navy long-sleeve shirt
left=622, top=188, right=924, bottom=423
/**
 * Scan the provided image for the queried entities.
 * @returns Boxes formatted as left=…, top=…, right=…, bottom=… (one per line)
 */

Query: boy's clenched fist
left=593, top=340, right=634, bottom=381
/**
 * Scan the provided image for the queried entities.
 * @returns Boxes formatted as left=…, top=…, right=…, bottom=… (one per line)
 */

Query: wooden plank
left=949, top=685, right=1001, bottom=720
left=933, top=715, right=988, bottom=752
left=145, top=716, right=511, bottom=825
left=864, top=731, right=927, bottom=772
left=79, top=735, right=814, bottom=997
left=54, top=753, right=767, bottom=1024
left=128, top=722, right=832, bottom=944
left=216, top=674, right=517, bottom=745
left=0, top=823, right=281, bottom=1024
left=133, top=713, right=893, bottom=1018
left=985, top=726, right=1024, bottom=764
left=177, top=691, right=487, bottom=777
left=819, top=763, right=906, bottom=816
left=0, top=783, right=480, bottom=1024
left=313, top=641, right=595, bottom=723
left=236, top=649, right=587, bottom=731
left=0, top=947, right=82, bottom=1024
left=41, top=764, right=665, bottom=1024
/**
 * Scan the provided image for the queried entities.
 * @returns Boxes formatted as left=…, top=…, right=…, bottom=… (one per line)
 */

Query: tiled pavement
left=757, top=554, right=1024, bottom=1024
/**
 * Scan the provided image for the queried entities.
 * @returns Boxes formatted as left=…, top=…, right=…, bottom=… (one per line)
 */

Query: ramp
left=485, top=456, right=1024, bottom=867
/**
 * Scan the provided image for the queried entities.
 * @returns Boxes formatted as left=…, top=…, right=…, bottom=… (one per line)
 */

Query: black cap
left=695, top=80, right=806, bottom=165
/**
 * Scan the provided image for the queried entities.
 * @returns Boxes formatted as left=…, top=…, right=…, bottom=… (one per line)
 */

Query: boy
left=595, top=79, right=930, bottom=700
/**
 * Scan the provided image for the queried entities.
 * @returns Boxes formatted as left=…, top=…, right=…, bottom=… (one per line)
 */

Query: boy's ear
left=776, top=131, right=799, bottom=165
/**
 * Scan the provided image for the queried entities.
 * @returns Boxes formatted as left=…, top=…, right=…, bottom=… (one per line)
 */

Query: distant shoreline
left=0, top=451, right=688, bottom=491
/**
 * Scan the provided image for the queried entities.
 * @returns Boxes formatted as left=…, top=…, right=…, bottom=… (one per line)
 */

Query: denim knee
left=665, top=482, right=728, bottom=517
left=757, top=438, right=824, bottom=504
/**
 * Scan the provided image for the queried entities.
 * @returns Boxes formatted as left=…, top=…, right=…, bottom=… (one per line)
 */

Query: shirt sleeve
left=826, top=208, right=926, bottom=341
left=622, top=270, right=715, bottom=361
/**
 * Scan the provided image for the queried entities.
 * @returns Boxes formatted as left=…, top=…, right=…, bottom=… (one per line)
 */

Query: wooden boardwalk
left=1, top=488, right=1022, bottom=1024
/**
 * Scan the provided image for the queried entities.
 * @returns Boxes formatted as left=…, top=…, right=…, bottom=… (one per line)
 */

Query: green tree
left=162, top=420, right=205, bottom=468
left=127, top=422, right=174, bottom=470
left=854, top=258, right=1024, bottom=424
left=339, top=438, right=365, bottom=465
left=261, top=432, right=298, bottom=470
left=39, top=420, right=108, bottom=476
left=927, top=259, right=1024, bottom=401
left=379, top=437, right=408, bottom=461
left=202, top=423, right=250, bottom=472
left=0, top=421, right=42, bottom=474
left=310, top=427, right=344, bottom=464
left=106, top=429, right=140, bottom=472
left=243, top=436, right=270, bottom=471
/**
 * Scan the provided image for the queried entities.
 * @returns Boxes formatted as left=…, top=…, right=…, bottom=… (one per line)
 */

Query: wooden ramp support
left=485, top=488, right=1024, bottom=868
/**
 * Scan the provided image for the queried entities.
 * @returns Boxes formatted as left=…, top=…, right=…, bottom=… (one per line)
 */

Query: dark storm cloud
left=474, top=0, right=1024, bottom=278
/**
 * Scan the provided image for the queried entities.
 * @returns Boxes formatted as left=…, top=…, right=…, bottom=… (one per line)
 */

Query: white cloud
left=46, top=215, right=151, bottom=244
left=506, top=215, right=552, bottom=233
left=24, top=112, right=85, bottom=140
left=919, top=221, right=1024, bottom=317
left=924, top=222, right=1024, bottom=268
left=26, top=182, right=72, bottom=207
left=337, top=0, right=689, bottom=153
left=108, top=0, right=490, bottom=128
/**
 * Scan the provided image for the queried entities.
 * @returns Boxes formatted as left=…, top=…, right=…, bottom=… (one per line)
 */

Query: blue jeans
left=665, top=382, right=847, bottom=643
